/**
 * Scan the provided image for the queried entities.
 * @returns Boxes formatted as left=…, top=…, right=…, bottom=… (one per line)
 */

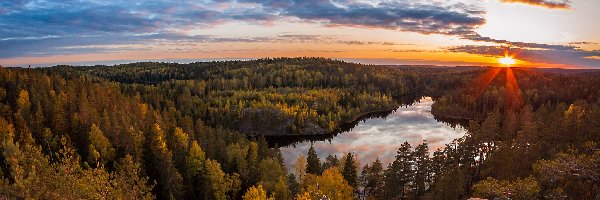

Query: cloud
left=279, top=97, right=466, bottom=168
left=569, top=42, right=598, bottom=45
left=447, top=30, right=600, bottom=67
left=273, top=0, right=486, bottom=35
left=499, top=0, right=571, bottom=9
left=0, top=0, right=596, bottom=67
left=448, top=45, right=600, bottom=67
left=0, top=0, right=486, bottom=58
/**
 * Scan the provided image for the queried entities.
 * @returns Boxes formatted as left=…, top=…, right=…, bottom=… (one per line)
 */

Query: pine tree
left=384, top=141, right=414, bottom=200
left=363, top=158, right=384, bottom=199
left=342, top=152, right=358, bottom=189
left=306, top=145, right=322, bottom=175
left=322, top=154, right=339, bottom=170
left=413, top=141, right=431, bottom=199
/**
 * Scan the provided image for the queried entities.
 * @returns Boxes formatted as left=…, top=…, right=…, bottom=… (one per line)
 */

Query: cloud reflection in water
left=280, top=97, right=465, bottom=170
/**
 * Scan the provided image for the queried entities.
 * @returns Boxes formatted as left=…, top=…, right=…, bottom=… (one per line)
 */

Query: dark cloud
left=447, top=30, right=600, bottom=67
left=500, top=0, right=571, bottom=9
left=0, top=0, right=597, bottom=67
left=274, top=0, right=486, bottom=35
left=0, top=0, right=485, bottom=58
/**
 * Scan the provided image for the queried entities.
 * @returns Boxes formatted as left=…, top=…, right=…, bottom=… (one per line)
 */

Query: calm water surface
left=280, top=97, right=466, bottom=169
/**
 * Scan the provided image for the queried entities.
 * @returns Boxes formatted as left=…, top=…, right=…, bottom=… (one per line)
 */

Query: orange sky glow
left=0, top=0, right=598, bottom=68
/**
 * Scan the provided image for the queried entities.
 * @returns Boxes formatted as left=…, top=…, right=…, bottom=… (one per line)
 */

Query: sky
left=1, top=0, right=599, bottom=68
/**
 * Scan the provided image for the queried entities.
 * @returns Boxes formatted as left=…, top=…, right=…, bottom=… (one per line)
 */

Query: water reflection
left=278, top=97, right=466, bottom=169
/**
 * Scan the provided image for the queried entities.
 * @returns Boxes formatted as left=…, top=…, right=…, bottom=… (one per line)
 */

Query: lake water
left=279, top=97, right=466, bottom=169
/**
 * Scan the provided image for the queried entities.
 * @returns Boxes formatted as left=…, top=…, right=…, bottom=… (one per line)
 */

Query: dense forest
left=0, top=58, right=598, bottom=199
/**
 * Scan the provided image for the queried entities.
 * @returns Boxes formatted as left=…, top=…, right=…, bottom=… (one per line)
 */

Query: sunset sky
left=1, top=0, right=599, bottom=68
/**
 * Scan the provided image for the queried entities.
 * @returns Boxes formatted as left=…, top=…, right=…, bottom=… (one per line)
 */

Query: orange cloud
left=500, top=0, right=571, bottom=9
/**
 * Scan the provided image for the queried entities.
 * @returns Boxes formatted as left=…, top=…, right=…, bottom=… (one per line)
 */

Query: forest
left=0, top=58, right=598, bottom=199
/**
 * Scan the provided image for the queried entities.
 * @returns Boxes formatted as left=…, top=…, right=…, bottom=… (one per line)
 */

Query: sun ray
left=470, top=68, right=502, bottom=103
left=505, top=68, right=523, bottom=109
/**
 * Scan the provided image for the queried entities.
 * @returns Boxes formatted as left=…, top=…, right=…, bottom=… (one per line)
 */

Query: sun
left=498, top=56, right=516, bottom=67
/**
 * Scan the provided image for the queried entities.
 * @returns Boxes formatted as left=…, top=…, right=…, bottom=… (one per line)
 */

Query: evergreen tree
left=342, top=152, right=358, bottom=190
left=306, top=145, right=322, bottom=175
left=363, top=158, right=385, bottom=199
left=413, top=141, right=431, bottom=199
left=286, top=173, right=300, bottom=197
left=322, top=154, right=339, bottom=170
left=384, top=141, right=414, bottom=200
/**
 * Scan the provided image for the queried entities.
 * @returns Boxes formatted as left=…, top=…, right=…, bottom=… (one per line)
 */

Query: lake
left=279, top=96, right=466, bottom=169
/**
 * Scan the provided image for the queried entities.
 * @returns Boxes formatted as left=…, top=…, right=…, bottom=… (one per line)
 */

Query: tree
left=342, top=152, right=358, bottom=189
left=169, top=127, right=190, bottom=169
left=186, top=141, right=206, bottom=177
left=204, top=159, right=241, bottom=200
left=300, top=168, right=354, bottom=200
left=473, top=177, right=540, bottom=200
left=306, top=145, right=322, bottom=175
left=533, top=149, right=600, bottom=199
left=322, top=154, right=339, bottom=170
left=258, top=157, right=286, bottom=193
left=384, top=141, right=414, bottom=199
left=186, top=141, right=206, bottom=198
left=294, top=155, right=307, bottom=184
left=273, top=176, right=291, bottom=200
left=286, top=173, right=299, bottom=197
left=87, top=123, right=114, bottom=167
left=16, top=90, right=31, bottom=115
left=413, top=141, right=431, bottom=198
left=148, top=123, right=184, bottom=199
left=363, top=158, right=385, bottom=200
left=112, top=155, right=155, bottom=200
left=242, top=185, right=274, bottom=200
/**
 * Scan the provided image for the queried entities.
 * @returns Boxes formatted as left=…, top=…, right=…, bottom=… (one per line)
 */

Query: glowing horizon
left=1, top=0, right=599, bottom=68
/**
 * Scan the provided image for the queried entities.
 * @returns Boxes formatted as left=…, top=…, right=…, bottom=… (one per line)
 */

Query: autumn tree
left=204, top=159, right=241, bottom=200
left=87, top=123, right=115, bottom=167
left=243, top=185, right=274, bottom=200
left=300, top=168, right=354, bottom=199
left=148, top=123, right=184, bottom=199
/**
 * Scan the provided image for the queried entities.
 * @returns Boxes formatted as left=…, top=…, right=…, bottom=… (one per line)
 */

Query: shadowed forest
left=0, top=58, right=598, bottom=199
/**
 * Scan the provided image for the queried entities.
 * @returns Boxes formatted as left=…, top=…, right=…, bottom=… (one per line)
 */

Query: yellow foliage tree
left=243, top=185, right=274, bottom=200
left=300, top=168, right=354, bottom=200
